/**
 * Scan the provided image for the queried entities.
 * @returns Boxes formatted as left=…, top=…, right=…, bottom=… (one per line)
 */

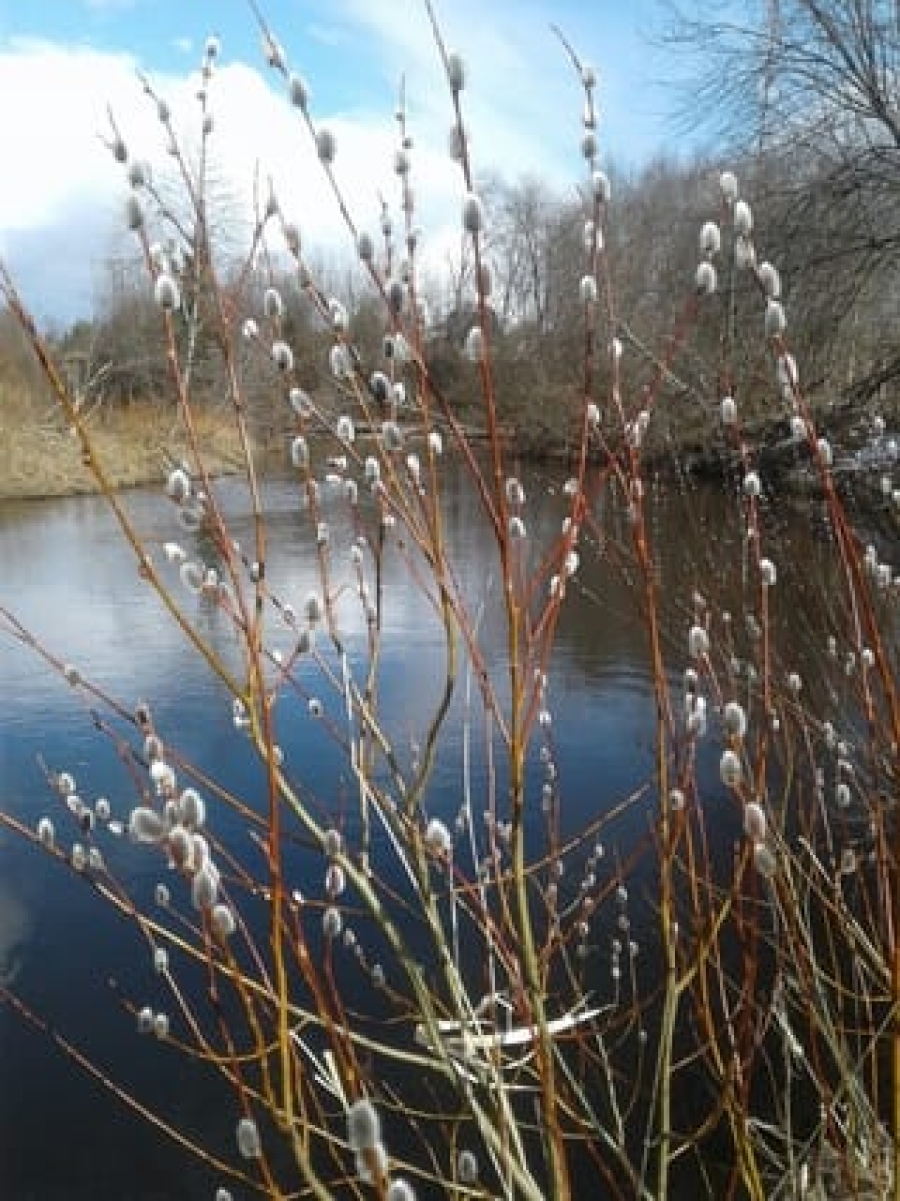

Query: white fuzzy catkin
left=347, top=1098, right=381, bottom=1152
left=695, top=261, right=717, bottom=294
left=753, top=843, right=776, bottom=879
left=386, top=1181, right=416, bottom=1201
left=743, top=802, right=767, bottom=842
left=191, top=863, right=219, bottom=911
left=688, top=625, right=709, bottom=659
left=720, top=749, right=742, bottom=788
left=699, top=221, right=721, bottom=257
left=153, top=273, right=180, bottom=312
left=464, top=327, right=484, bottom=361
left=719, top=171, right=738, bottom=202
left=424, top=818, right=452, bottom=856
left=593, top=170, right=611, bottom=203
left=734, top=199, right=753, bottom=236
left=462, top=191, right=484, bottom=234
left=178, top=788, right=205, bottom=829
left=236, top=1117, right=262, bottom=1159
left=289, top=73, right=310, bottom=109
left=129, top=806, right=168, bottom=843
left=211, top=903, right=236, bottom=940
left=447, top=51, right=466, bottom=92
left=272, top=341, right=294, bottom=372
left=263, top=287, right=283, bottom=318
left=316, top=129, right=337, bottom=164
left=758, top=261, right=781, bottom=298
left=723, top=701, right=747, bottom=739
left=458, top=1149, right=479, bottom=1183
left=765, top=300, right=786, bottom=337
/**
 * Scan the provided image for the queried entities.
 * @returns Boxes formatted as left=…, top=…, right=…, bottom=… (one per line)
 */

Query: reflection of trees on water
left=2, top=461, right=889, bottom=734
left=0, top=874, right=31, bottom=988
left=527, top=466, right=896, bottom=717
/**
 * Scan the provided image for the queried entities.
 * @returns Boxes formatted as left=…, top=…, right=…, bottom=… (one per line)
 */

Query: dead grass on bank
left=0, top=388, right=272, bottom=500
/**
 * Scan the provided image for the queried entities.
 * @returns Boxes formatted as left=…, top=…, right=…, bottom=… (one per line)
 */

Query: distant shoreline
left=0, top=404, right=274, bottom=502
left=2, top=389, right=896, bottom=510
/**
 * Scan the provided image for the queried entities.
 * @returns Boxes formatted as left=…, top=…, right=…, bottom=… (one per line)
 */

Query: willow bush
left=1, top=4, right=898, bottom=1199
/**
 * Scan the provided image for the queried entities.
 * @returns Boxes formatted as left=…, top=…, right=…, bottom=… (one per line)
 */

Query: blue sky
left=0, top=0, right=687, bottom=325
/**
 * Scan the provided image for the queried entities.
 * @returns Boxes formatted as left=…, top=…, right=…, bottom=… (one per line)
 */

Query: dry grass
left=0, top=386, right=267, bottom=500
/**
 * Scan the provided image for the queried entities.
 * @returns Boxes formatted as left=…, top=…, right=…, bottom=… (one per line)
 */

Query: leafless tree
left=482, top=174, right=560, bottom=330
left=661, top=0, right=900, bottom=406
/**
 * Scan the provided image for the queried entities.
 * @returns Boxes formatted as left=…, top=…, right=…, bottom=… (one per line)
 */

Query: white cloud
left=0, top=4, right=666, bottom=326
left=0, top=38, right=130, bottom=232
left=0, top=33, right=473, bottom=324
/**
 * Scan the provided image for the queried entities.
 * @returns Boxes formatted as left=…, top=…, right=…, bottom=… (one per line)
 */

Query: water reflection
left=0, top=873, right=31, bottom=987
left=0, top=461, right=883, bottom=1198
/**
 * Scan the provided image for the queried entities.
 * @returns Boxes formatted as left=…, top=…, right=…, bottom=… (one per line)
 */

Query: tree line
left=12, top=0, right=897, bottom=462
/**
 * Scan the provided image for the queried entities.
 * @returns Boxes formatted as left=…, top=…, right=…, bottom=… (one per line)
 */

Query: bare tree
left=661, top=0, right=900, bottom=405
left=482, top=173, right=560, bottom=330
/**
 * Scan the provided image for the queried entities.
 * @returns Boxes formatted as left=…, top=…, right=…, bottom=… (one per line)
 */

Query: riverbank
left=0, top=402, right=274, bottom=501
left=2, top=385, right=896, bottom=507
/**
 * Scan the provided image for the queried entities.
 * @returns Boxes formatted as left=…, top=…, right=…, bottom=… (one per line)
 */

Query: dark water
left=0, top=463, right=881, bottom=1198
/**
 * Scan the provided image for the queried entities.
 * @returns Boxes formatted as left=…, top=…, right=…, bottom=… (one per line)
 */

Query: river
left=0, top=459, right=892, bottom=1198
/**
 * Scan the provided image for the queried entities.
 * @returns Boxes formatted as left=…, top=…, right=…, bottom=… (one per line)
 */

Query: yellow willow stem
left=632, top=495, right=677, bottom=1199
left=506, top=591, right=569, bottom=1199
left=510, top=762, right=570, bottom=1200
left=653, top=711, right=677, bottom=1199
left=894, top=916, right=900, bottom=1201
left=248, top=694, right=295, bottom=1142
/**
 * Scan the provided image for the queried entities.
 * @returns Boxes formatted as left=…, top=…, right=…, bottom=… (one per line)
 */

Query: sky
left=0, top=0, right=683, bottom=327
